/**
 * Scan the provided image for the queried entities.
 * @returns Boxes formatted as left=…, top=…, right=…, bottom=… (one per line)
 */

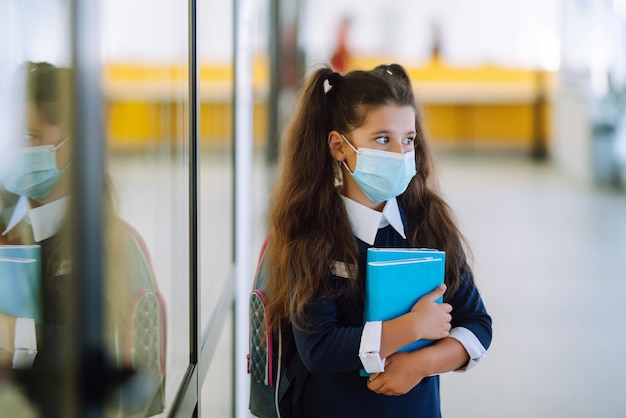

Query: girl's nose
left=390, top=139, right=405, bottom=154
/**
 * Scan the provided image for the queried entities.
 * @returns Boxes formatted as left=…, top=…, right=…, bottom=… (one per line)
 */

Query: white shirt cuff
left=358, top=321, right=385, bottom=373
left=449, top=326, right=486, bottom=372
left=12, top=317, right=37, bottom=369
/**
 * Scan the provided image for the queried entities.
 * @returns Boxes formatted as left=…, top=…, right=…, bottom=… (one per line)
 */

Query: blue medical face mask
left=1, top=137, right=70, bottom=201
left=341, top=134, right=416, bottom=204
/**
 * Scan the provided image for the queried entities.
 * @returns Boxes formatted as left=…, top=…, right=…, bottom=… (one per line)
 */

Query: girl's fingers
left=428, top=283, right=447, bottom=301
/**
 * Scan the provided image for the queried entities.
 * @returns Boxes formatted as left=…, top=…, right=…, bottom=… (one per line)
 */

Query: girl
left=0, top=62, right=165, bottom=417
left=265, top=63, right=492, bottom=417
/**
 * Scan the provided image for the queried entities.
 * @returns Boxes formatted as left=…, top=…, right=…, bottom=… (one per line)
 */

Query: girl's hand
left=410, top=284, right=452, bottom=341
left=366, top=352, right=426, bottom=396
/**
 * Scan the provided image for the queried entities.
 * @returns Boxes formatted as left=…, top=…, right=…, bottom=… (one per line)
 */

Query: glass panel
left=103, top=0, right=189, bottom=416
left=200, top=313, right=233, bottom=417
left=197, top=0, right=234, bottom=335
left=0, top=1, right=75, bottom=416
left=197, top=0, right=236, bottom=413
left=254, top=0, right=272, bottom=247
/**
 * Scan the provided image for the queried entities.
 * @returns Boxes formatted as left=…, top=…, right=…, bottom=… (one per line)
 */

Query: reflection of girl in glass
left=0, top=62, right=166, bottom=417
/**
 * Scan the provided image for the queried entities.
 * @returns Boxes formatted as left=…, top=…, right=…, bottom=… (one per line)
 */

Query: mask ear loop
left=340, top=134, right=357, bottom=152
left=340, top=134, right=357, bottom=174
left=54, top=136, right=71, bottom=151
left=54, top=136, right=72, bottom=171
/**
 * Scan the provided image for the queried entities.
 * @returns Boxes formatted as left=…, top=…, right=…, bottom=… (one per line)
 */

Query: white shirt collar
left=2, top=195, right=69, bottom=242
left=341, top=196, right=406, bottom=245
left=2, top=195, right=30, bottom=234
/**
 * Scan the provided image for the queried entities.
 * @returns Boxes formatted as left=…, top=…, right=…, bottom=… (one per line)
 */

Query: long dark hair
left=22, top=62, right=133, bottom=341
left=267, top=63, right=472, bottom=331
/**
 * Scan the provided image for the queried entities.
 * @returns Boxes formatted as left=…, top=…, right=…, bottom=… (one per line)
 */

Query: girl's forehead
left=358, top=105, right=416, bottom=132
left=25, top=104, right=46, bottom=128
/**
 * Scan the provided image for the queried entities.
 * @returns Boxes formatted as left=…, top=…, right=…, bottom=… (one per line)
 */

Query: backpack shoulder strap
left=253, top=233, right=272, bottom=288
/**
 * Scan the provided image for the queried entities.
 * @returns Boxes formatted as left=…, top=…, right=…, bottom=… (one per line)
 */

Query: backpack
left=248, top=238, right=308, bottom=418
left=117, top=221, right=167, bottom=417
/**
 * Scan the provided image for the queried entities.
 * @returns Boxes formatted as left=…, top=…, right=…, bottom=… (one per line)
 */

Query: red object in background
left=330, top=17, right=352, bottom=73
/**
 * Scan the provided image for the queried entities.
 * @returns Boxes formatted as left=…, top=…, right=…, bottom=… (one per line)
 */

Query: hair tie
left=328, top=72, right=342, bottom=87
left=324, top=72, right=343, bottom=94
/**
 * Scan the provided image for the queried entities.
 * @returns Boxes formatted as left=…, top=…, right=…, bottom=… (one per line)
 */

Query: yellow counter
left=104, top=58, right=553, bottom=151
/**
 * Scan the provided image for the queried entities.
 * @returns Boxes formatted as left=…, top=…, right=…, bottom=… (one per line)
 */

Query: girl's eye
left=375, top=136, right=389, bottom=145
left=23, top=133, right=38, bottom=143
left=402, top=137, right=415, bottom=145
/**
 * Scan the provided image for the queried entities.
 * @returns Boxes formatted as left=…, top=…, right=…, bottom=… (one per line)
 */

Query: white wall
left=100, top=0, right=564, bottom=69
left=5, top=0, right=72, bottom=67
left=103, top=0, right=188, bottom=62
left=0, top=0, right=71, bottom=161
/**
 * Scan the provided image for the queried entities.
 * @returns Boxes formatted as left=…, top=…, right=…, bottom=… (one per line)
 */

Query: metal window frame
left=172, top=0, right=245, bottom=416
left=169, top=0, right=201, bottom=415
left=71, top=0, right=107, bottom=416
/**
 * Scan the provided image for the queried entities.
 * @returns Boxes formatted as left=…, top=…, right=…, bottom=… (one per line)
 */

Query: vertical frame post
left=71, top=0, right=106, bottom=416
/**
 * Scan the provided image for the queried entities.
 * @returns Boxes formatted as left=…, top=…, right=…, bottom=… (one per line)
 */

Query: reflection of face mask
left=341, top=134, right=416, bottom=204
left=1, top=137, right=70, bottom=201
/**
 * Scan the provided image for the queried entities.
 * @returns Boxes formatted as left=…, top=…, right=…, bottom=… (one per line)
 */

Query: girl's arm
left=369, top=268, right=492, bottom=395
left=367, top=337, right=468, bottom=396
left=296, top=281, right=453, bottom=375
left=292, top=290, right=370, bottom=374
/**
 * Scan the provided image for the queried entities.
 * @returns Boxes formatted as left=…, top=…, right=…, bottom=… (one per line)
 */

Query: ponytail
left=267, top=66, right=359, bottom=331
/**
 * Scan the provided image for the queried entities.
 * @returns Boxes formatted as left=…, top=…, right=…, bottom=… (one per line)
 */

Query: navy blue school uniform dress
left=1, top=193, right=166, bottom=417
left=291, top=197, right=492, bottom=418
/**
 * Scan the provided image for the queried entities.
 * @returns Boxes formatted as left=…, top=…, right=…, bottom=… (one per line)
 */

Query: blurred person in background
left=429, top=20, right=443, bottom=64
left=330, top=16, right=353, bottom=73
left=0, top=61, right=166, bottom=417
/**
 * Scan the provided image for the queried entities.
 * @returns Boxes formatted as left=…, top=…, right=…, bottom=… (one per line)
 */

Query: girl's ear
left=328, top=130, right=346, bottom=161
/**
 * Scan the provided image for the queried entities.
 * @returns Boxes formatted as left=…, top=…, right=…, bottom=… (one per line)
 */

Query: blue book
left=367, top=247, right=445, bottom=267
left=0, top=245, right=41, bottom=260
left=365, top=247, right=445, bottom=353
left=0, top=245, right=41, bottom=321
